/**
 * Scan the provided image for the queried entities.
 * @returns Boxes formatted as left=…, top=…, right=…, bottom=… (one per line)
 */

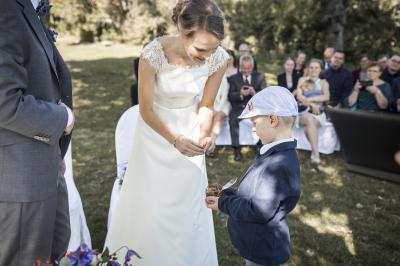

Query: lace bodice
left=140, top=37, right=229, bottom=109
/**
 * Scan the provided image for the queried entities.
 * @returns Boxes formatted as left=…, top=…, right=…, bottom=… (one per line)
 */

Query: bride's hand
left=174, top=135, right=204, bottom=157
left=200, top=137, right=216, bottom=155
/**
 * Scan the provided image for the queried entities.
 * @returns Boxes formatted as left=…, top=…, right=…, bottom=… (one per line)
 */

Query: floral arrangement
left=33, top=244, right=141, bottom=266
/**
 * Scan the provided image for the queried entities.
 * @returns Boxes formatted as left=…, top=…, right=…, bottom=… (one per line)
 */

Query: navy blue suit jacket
left=219, top=140, right=301, bottom=265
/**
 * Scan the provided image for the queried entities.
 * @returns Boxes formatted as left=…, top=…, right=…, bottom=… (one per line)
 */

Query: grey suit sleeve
left=0, top=1, right=68, bottom=145
left=0, top=50, right=68, bottom=146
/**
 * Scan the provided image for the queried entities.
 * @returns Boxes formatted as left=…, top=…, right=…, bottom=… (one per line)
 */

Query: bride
left=104, top=0, right=229, bottom=265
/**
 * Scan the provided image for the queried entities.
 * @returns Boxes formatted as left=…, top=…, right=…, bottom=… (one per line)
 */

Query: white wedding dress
left=104, top=37, right=228, bottom=266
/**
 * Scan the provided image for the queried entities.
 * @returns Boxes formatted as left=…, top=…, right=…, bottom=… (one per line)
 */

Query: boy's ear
left=270, top=115, right=279, bottom=127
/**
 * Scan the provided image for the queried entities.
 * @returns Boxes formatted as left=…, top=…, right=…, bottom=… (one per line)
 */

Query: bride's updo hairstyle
left=172, top=0, right=225, bottom=41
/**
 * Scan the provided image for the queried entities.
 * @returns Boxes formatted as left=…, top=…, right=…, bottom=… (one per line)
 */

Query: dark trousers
left=0, top=172, right=70, bottom=266
left=229, top=108, right=244, bottom=148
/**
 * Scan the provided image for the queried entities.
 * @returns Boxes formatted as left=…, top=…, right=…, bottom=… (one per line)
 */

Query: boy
left=206, top=86, right=301, bottom=266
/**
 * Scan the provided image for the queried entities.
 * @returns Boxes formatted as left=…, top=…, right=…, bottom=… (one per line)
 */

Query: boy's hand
left=205, top=196, right=219, bottom=211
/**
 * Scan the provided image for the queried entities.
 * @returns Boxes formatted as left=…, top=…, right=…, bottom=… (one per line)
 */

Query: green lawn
left=58, top=41, right=400, bottom=266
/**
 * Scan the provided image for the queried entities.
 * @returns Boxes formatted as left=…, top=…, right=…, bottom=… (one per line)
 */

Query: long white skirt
left=104, top=102, right=218, bottom=266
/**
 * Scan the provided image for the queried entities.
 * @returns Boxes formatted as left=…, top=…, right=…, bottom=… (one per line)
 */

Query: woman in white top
left=104, top=1, right=229, bottom=265
left=296, top=59, right=330, bottom=163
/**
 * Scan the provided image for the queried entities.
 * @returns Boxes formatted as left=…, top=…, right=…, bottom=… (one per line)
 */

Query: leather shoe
left=234, top=148, right=243, bottom=161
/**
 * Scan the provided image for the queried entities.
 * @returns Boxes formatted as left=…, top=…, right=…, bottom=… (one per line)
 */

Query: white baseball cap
left=238, top=86, right=298, bottom=119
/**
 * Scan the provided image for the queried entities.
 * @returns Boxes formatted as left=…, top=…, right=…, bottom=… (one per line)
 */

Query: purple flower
left=48, top=29, right=59, bottom=42
left=124, top=249, right=142, bottom=264
left=35, top=0, right=52, bottom=17
left=69, top=243, right=94, bottom=266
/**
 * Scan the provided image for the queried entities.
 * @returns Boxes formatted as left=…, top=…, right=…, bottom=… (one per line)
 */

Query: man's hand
left=240, top=86, right=252, bottom=97
left=65, top=118, right=74, bottom=135
left=59, top=102, right=75, bottom=135
left=205, top=196, right=219, bottom=211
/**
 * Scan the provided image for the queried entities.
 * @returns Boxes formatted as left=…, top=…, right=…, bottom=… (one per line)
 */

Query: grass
left=58, top=41, right=400, bottom=266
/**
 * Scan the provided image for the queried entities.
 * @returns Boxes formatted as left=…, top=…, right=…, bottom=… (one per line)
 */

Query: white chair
left=215, top=117, right=259, bottom=145
left=64, top=142, right=92, bottom=251
left=292, top=121, right=340, bottom=154
left=107, top=105, right=139, bottom=228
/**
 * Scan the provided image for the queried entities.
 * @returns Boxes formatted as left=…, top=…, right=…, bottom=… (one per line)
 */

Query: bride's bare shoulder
left=156, top=35, right=178, bottom=49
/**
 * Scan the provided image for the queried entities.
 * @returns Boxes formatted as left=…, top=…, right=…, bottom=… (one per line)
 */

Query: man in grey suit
left=0, top=0, right=74, bottom=264
left=228, top=54, right=266, bottom=161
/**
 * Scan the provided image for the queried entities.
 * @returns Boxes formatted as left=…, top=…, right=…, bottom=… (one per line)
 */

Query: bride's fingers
left=181, top=149, right=197, bottom=157
left=189, top=140, right=204, bottom=149
left=187, top=142, right=205, bottom=154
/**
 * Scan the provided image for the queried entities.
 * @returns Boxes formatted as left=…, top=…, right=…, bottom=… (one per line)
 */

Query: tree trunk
left=326, top=0, right=346, bottom=51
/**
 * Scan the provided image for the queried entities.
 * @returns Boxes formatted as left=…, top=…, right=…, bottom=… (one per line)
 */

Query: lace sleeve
left=207, top=47, right=229, bottom=76
left=140, top=39, right=165, bottom=73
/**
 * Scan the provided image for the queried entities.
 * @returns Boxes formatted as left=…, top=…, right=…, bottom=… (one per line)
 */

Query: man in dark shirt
left=380, top=55, right=400, bottom=87
left=392, top=77, right=400, bottom=113
left=320, top=51, right=353, bottom=107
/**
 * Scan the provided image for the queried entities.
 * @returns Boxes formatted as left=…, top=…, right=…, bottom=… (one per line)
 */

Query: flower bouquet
left=33, top=244, right=141, bottom=266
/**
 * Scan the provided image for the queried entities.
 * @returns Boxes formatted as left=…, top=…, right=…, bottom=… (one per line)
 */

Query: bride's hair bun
left=172, top=0, right=225, bottom=40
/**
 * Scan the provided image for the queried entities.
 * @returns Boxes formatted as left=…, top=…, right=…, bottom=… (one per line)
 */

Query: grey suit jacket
left=0, top=0, right=73, bottom=202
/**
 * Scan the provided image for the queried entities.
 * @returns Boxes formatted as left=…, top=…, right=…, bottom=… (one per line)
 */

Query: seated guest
left=323, top=47, right=335, bottom=70
left=346, top=63, right=394, bottom=112
left=352, top=54, right=370, bottom=85
left=377, top=54, right=389, bottom=70
left=228, top=54, right=266, bottom=161
left=296, top=59, right=330, bottom=164
left=226, top=49, right=238, bottom=77
left=380, top=54, right=400, bottom=87
left=130, top=57, right=140, bottom=106
left=294, top=51, right=307, bottom=77
left=236, top=43, right=258, bottom=71
left=277, top=57, right=300, bottom=92
left=321, top=50, right=353, bottom=107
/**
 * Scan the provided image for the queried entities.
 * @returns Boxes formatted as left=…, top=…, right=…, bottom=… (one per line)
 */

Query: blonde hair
left=279, top=116, right=296, bottom=129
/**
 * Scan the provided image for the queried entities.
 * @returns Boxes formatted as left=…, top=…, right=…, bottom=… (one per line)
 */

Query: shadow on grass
left=66, top=56, right=400, bottom=266
left=209, top=148, right=400, bottom=266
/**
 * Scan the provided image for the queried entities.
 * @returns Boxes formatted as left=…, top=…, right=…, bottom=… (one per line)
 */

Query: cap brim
left=238, top=109, right=260, bottom=119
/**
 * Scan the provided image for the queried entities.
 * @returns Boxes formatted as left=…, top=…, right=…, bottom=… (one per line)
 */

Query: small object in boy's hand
left=206, top=184, right=223, bottom=196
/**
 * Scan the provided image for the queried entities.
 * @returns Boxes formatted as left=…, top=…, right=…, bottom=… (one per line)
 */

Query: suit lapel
left=17, top=0, right=59, bottom=82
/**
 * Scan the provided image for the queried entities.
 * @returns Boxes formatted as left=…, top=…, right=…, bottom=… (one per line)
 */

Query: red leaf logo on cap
left=247, top=101, right=254, bottom=110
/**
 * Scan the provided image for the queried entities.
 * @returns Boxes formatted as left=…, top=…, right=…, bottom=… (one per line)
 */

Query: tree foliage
left=50, top=0, right=399, bottom=60
left=217, top=0, right=399, bottom=60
